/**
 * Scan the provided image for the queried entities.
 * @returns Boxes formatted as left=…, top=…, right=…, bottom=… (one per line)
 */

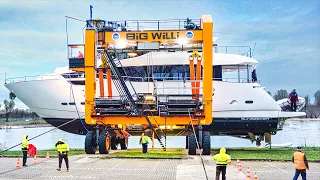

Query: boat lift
left=68, top=15, right=213, bottom=155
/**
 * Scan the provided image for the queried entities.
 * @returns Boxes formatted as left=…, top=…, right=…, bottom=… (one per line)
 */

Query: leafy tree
left=314, top=90, right=320, bottom=107
left=3, top=99, right=15, bottom=122
left=273, top=89, right=289, bottom=101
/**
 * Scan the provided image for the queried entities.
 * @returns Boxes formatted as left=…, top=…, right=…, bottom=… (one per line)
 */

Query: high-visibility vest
left=213, top=154, right=230, bottom=165
left=55, top=142, right=70, bottom=153
left=142, top=136, right=149, bottom=144
left=293, top=152, right=307, bottom=170
left=22, top=136, right=28, bottom=149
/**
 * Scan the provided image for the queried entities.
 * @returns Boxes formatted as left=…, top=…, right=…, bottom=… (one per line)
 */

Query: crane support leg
left=107, top=69, right=112, bottom=99
left=195, top=58, right=202, bottom=96
left=84, top=29, right=96, bottom=124
left=189, top=58, right=196, bottom=98
left=152, top=131, right=155, bottom=148
left=98, top=69, right=104, bottom=97
left=201, top=15, right=213, bottom=124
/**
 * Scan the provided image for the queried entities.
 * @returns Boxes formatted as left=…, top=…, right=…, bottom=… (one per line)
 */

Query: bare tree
left=273, top=89, right=289, bottom=101
left=314, top=90, right=320, bottom=107
left=3, top=99, right=15, bottom=122
left=304, top=95, right=310, bottom=117
left=305, top=95, right=310, bottom=106
left=308, top=105, right=320, bottom=118
left=267, top=91, right=272, bottom=96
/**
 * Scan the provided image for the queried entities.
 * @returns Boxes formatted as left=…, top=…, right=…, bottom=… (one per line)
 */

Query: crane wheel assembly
left=69, top=15, right=214, bottom=155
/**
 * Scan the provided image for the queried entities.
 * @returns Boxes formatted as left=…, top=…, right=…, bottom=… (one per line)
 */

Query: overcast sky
left=0, top=0, right=319, bottom=108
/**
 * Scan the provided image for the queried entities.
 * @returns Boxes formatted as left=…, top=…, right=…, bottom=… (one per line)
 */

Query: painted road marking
left=153, top=160, right=160, bottom=171
left=265, top=162, right=289, bottom=173
left=41, top=175, right=96, bottom=179
left=111, top=159, right=127, bottom=170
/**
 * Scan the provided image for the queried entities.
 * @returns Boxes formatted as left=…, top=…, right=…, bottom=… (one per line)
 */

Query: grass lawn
left=2, top=147, right=319, bottom=161
left=0, top=118, right=48, bottom=126
left=0, top=149, right=85, bottom=157
left=103, top=148, right=184, bottom=159
left=211, top=147, right=320, bottom=162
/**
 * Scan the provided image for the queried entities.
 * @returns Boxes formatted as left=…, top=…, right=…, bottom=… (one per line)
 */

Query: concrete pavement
left=0, top=154, right=319, bottom=180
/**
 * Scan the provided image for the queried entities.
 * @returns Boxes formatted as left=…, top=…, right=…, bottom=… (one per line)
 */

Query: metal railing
left=4, top=74, right=258, bottom=84
left=88, top=18, right=202, bottom=31
left=213, top=46, right=252, bottom=57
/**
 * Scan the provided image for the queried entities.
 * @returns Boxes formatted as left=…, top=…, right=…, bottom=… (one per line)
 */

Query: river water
left=1, top=120, right=319, bottom=150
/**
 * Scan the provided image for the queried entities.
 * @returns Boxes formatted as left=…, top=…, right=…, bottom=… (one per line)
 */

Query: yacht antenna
left=251, top=43, right=256, bottom=57
left=90, top=5, right=93, bottom=20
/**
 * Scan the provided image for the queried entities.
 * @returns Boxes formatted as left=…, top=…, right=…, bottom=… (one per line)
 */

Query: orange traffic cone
left=33, top=156, right=37, bottom=164
left=246, top=167, right=251, bottom=179
left=46, top=152, right=50, bottom=160
left=253, top=171, right=258, bottom=180
left=236, top=159, right=240, bottom=167
left=238, top=164, right=243, bottom=172
left=16, top=159, right=21, bottom=168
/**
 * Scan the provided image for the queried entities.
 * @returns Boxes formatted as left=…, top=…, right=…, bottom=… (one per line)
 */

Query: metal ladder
left=102, top=50, right=166, bottom=151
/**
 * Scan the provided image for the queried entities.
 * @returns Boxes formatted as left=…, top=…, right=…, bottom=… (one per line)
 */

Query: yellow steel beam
left=84, top=29, right=96, bottom=124
left=70, top=67, right=85, bottom=72
left=93, top=116, right=203, bottom=125
left=83, top=15, right=213, bottom=126
left=201, top=15, right=213, bottom=125
left=104, top=30, right=203, bottom=44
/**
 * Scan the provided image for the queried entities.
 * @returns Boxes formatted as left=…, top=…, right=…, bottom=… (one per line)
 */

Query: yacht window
left=245, top=100, right=253, bottom=104
left=70, top=81, right=85, bottom=85
left=230, top=100, right=237, bottom=105
left=69, top=102, right=75, bottom=105
left=81, top=102, right=85, bottom=105
left=61, top=72, right=84, bottom=78
left=213, top=65, right=222, bottom=81
left=61, top=102, right=68, bottom=105
left=121, top=64, right=222, bottom=81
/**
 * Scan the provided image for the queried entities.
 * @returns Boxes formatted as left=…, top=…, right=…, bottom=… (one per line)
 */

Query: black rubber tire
left=202, top=131, right=211, bottom=155
left=188, top=133, right=197, bottom=155
left=120, top=138, right=128, bottom=150
left=111, top=136, right=117, bottom=150
left=98, top=130, right=110, bottom=154
left=85, top=131, right=97, bottom=154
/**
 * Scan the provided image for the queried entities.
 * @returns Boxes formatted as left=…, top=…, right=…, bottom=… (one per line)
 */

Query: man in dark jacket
left=289, top=89, right=299, bottom=112
left=251, top=69, right=257, bottom=82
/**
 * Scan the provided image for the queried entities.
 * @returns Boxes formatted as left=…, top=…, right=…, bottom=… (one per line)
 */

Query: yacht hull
left=43, top=117, right=280, bottom=136
left=4, top=78, right=305, bottom=137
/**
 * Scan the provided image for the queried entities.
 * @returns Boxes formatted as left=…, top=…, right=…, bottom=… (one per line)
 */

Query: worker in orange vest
left=292, top=146, right=309, bottom=180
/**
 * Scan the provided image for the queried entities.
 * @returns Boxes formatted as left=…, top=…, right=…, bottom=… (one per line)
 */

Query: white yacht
left=4, top=47, right=305, bottom=144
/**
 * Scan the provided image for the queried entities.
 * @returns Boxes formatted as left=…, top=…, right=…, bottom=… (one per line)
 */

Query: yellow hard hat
left=58, top=138, right=63, bottom=142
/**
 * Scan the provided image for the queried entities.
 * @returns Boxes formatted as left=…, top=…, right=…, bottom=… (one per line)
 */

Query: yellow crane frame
left=83, top=15, right=213, bottom=127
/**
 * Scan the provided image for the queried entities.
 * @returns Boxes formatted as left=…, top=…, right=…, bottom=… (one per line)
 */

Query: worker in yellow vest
left=213, top=147, right=231, bottom=180
left=292, top=146, right=309, bottom=180
left=21, top=135, right=29, bottom=167
left=139, top=133, right=149, bottom=153
left=54, top=138, right=70, bottom=172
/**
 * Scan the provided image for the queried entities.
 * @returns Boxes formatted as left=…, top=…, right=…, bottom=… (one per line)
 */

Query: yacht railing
left=4, top=74, right=259, bottom=84
left=88, top=18, right=202, bottom=31
left=213, top=46, right=252, bottom=57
